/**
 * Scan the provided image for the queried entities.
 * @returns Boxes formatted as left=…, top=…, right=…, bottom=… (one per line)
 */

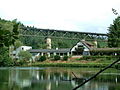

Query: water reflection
left=0, top=67, right=120, bottom=90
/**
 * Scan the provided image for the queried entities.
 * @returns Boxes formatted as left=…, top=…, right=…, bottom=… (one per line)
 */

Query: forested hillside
left=20, top=32, right=79, bottom=49
left=19, top=26, right=81, bottom=49
left=0, top=18, right=107, bottom=49
left=20, top=26, right=107, bottom=49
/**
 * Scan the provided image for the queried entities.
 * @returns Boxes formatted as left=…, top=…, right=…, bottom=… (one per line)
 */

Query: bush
left=18, top=60, right=27, bottom=66
left=54, top=55, right=60, bottom=61
left=12, top=59, right=27, bottom=66
left=18, top=51, right=32, bottom=61
left=63, top=55, right=68, bottom=61
left=39, top=55, right=46, bottom=62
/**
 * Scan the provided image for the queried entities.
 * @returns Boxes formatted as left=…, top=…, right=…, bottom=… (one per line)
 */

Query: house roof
left=80, top=40, right=94, bottom=49
left=29, top=48, right=71, bottom=53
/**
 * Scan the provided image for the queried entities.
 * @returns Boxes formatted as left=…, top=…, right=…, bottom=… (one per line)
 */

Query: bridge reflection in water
left=0, top=67, right=120, bottom=90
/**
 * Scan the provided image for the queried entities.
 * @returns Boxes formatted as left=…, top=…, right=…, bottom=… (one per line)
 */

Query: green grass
left=29, top=62, right=114, bottom=68
left=27, top=56, right=119, bottom=68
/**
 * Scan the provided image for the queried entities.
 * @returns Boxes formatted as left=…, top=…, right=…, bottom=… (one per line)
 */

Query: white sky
left=0, top=0, right=120, bottom=33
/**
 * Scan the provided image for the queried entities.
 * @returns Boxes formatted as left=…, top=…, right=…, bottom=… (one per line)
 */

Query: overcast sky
left=0, top=0, right=120, bottom=33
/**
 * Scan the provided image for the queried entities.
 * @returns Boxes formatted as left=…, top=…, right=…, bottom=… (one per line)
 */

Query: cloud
left=0, top=0, right=120, bottom=33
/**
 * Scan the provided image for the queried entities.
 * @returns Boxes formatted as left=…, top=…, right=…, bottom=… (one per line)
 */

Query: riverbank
left=28, top=60, right=119, bottom=68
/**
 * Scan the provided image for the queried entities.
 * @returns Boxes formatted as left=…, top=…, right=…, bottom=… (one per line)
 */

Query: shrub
left=39, top=55, right=46, bottom=62
left=13, top=60, right=19, bottom=66
left=19, top=60, right=27, bottom=66
left=12, top=59, right=27, bottom=66
left=54, top=55, right=60, bottom=61
left=63, top=55, right=68, bottom=61
left=18, top=51, right=32, bottom=61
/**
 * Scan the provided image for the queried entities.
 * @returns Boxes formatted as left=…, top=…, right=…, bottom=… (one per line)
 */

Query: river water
left=0, top=67, right=120, bottom=90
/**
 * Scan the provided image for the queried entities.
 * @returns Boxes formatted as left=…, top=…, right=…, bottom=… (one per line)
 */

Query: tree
left=0, top=19, right=19, bottom=47
left=108, top=16, right=120, bottom=47
left=0, top=19, right=20, bottom=66
left=18, top=51, right=32, bottom=61
left=14, top=40, right=23, bottom=49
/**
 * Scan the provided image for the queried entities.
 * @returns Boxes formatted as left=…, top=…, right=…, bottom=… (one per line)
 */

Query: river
left=0, top=67, right=120, bottom=90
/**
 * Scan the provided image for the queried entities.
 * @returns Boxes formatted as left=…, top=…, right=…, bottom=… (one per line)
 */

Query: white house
left=12, top=46, right=32, bottom=59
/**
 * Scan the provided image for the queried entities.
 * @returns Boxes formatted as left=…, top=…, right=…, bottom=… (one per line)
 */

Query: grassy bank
left=26, top=56, right=120, bottom=68
left=28, top=60, right=118, bottom=68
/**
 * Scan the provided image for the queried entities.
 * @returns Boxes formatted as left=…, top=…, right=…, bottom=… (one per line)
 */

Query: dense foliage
left=39, top=55, right=46, bottom=62
left=108, top=16, right=120, bottom=47
left=0, top=47, right=14, bottom=66
left=62, top=55, right=68, bottom=61
left=54, top=55, right=61, bottom=61
left=0, top=18, right=19, bottom=66
left=20, top=34, right=79, bottom=49
left=14, top=40, right=23, bottom=49
left=0, top=19, right=19, bottom=47
left=18, top=51, right=32, bottom=61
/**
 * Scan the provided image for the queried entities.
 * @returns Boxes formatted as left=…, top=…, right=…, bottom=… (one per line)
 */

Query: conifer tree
left=108, top=16, right=120, bottom=47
